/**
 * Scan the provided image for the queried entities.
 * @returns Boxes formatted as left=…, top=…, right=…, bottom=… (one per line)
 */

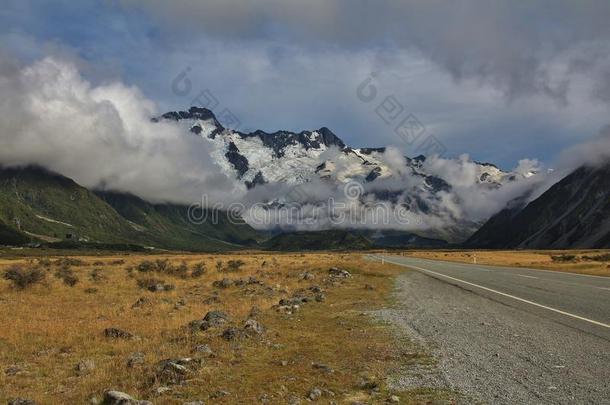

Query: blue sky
left=2, top=0, right=610, bottom=170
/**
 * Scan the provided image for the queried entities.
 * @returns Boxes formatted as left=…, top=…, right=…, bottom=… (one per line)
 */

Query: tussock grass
left=399, top=249, right=610, bottom=276
left=0, top=252, right=454, bottom=404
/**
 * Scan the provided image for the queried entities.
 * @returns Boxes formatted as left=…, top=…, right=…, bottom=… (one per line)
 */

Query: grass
left=0, top=252, right=457, bottom=404
left=396, top=249, right=610, bottom=277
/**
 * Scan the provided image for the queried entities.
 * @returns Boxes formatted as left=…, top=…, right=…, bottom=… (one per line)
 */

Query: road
left=370, top=254, right=610, bottom=404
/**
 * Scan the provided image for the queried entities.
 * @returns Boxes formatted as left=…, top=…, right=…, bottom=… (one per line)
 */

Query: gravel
left=376, top=270, right=610, bottom=404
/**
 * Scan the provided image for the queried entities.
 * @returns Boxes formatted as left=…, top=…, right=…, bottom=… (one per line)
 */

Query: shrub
left=89, top=269, right=107, bottom=283
left=582, top=253, right=610, bottom=262
left=37, top=258, right=52, bottom=268
left=226, top=259, right=245, bottom=272
left=55, top=258, right=85, bottom=267
left=191, top=262, right=206, bottom=278
left=551, top=254, right=577, bottom=262
left=137, top=260, right=155, bottom=272
left=3, top=265, right=46, bottom=289
left=54, top=267, right=79, bottom=287
left=216, top=261, right=223, bottom=272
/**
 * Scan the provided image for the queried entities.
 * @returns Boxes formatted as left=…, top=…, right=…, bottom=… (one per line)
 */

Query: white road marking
left=517, top=275, right=538, bottom=279
left=372, top=255, right=610, bottom=330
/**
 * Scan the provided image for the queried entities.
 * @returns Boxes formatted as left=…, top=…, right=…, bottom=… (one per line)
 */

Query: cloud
left=0, top=55, right=244, bottom=204
left=119, top=0, right=610, bottom=104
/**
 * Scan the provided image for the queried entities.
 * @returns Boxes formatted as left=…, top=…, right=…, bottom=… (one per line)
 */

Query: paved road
left=370, top=255, right=610, bottom=404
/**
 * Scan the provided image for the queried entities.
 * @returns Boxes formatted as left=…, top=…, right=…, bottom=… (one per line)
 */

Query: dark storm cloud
left=119, top=0, right=610, bottom=103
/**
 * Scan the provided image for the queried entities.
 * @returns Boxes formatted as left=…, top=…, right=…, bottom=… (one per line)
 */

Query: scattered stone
left=192, top=344, right=213, bottom=356
left=156, top=358, right=202, bottom=385
left=244, top=319, right=265, bottom=336
left=189, top=311, right=231, bottom=332
left=182, top=402, right=205, bottom=405
left=127, top=352, right=145, bottom=368
left=131, top=297, right=150, bottom=309
left=5, top=365, right=23, bottom=376
left=312, top=363, right=334, bottom=373
left=314, top=293, right=326, bottom=302
left=8, top=399, right=37, bottom=405
left=102, top=390, right=152, bottom=405
left=280, top=360, right=288, bottom=366
left=155, top=386, right=171, bottom=395
left=221, top=327, right=245, bottom=341
left=148, top=282, right=174, bottom=292
left=212, top=278, right=233, bottom=289
left=104, top=328, right=134, bottom=339
left=300, top=272, right=315, bottom=281
left=308, top=388, right=322, bottom=401
left=209, top=390, right=230, bottom=399
left=364, top=284, right=375, bottom=290
left=174, top=298, right=187, bottom=310
left=389, top=395, right=400, bottom=403
left=328, top=267, right=351, bottom=278
left=75, top=359, right=96, bottom=375
left=308, top=285, right=323, bottom=293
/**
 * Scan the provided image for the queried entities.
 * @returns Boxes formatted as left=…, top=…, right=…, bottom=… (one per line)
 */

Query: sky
left=2, top=0, right=610, bottom=170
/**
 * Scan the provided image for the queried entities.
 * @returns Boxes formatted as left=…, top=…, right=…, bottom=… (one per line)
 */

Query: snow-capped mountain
left=155, top=107, right=534, bottom=242
left=157, top=107, right=519, bottom=189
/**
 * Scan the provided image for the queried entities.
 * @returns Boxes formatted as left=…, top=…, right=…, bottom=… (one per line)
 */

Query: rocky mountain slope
left=158, top=107, right=518, bottom=190
left=466, top=163, right=610, bottom=248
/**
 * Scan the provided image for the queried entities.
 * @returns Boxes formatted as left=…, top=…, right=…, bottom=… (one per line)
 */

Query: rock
left=8, top=399, right=37, bottom=405
left=314, top=293, right=326, bottom=302
left=75, top=359, right=96, bottom=375
left=156, top=358, right=202, bottom=385
left=192, top=344, right=213, bottom=356
left=209, top=390, right=230, bottom=399
left=5, top=365, right=23, bottom=376
left=203, top=311, right=231, bottom=326
left=155, top=386, right=171, bottom=395
left=309, top=285, right=323, bottom=293
left=312, top=362, right=333, bottom=373
left=308, top=388, right=322, bottom=401
left=182, top=402, right=205, bottom=405
left=280, top=360, right=288, bottom=366
left=328, top=267, right=351, bottom=278
left=148, top=283, right=174, bottom=292
left=127, top=352, right=145, bottom=368
left=189, top=311, right=231, bottom=332
left=102, top=390, right=152, bottom=405
left=212, top=278, right=233, bottom=289
left=104, top=328, right=134, bottom=339
left=221, top=327, right=245, bottom=341
left=131, top=297, right=150, bottom=309
left=389, top=395, right=400, bottom=403
left=300, top=272, right=315, bottom=280
left=243, top=319, right=265, bottom=336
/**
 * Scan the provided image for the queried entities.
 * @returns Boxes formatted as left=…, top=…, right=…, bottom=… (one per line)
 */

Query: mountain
left=263, top=230, right=374, bottom=251
left=466, top=163, right=610, bottom=249
left=156, top=107, right=530, bottom=242
left=158, top=107, right=517, bottom=189
left=0, top=166, right=257, bottom=251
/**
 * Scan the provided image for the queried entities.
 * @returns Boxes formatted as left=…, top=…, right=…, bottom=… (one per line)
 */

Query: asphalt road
left=370, top=254, right=610, bottom=404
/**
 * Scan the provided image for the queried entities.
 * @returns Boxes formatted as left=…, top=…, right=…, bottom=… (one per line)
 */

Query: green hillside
left=0, top=166, right=258, bottom=251
left=263, top=230, right=373, bottom=251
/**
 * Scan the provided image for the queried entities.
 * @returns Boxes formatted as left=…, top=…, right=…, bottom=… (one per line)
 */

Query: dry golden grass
left=0, top=252, right=456, bottom=404
left=397, top=249, right=610, bottom=277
